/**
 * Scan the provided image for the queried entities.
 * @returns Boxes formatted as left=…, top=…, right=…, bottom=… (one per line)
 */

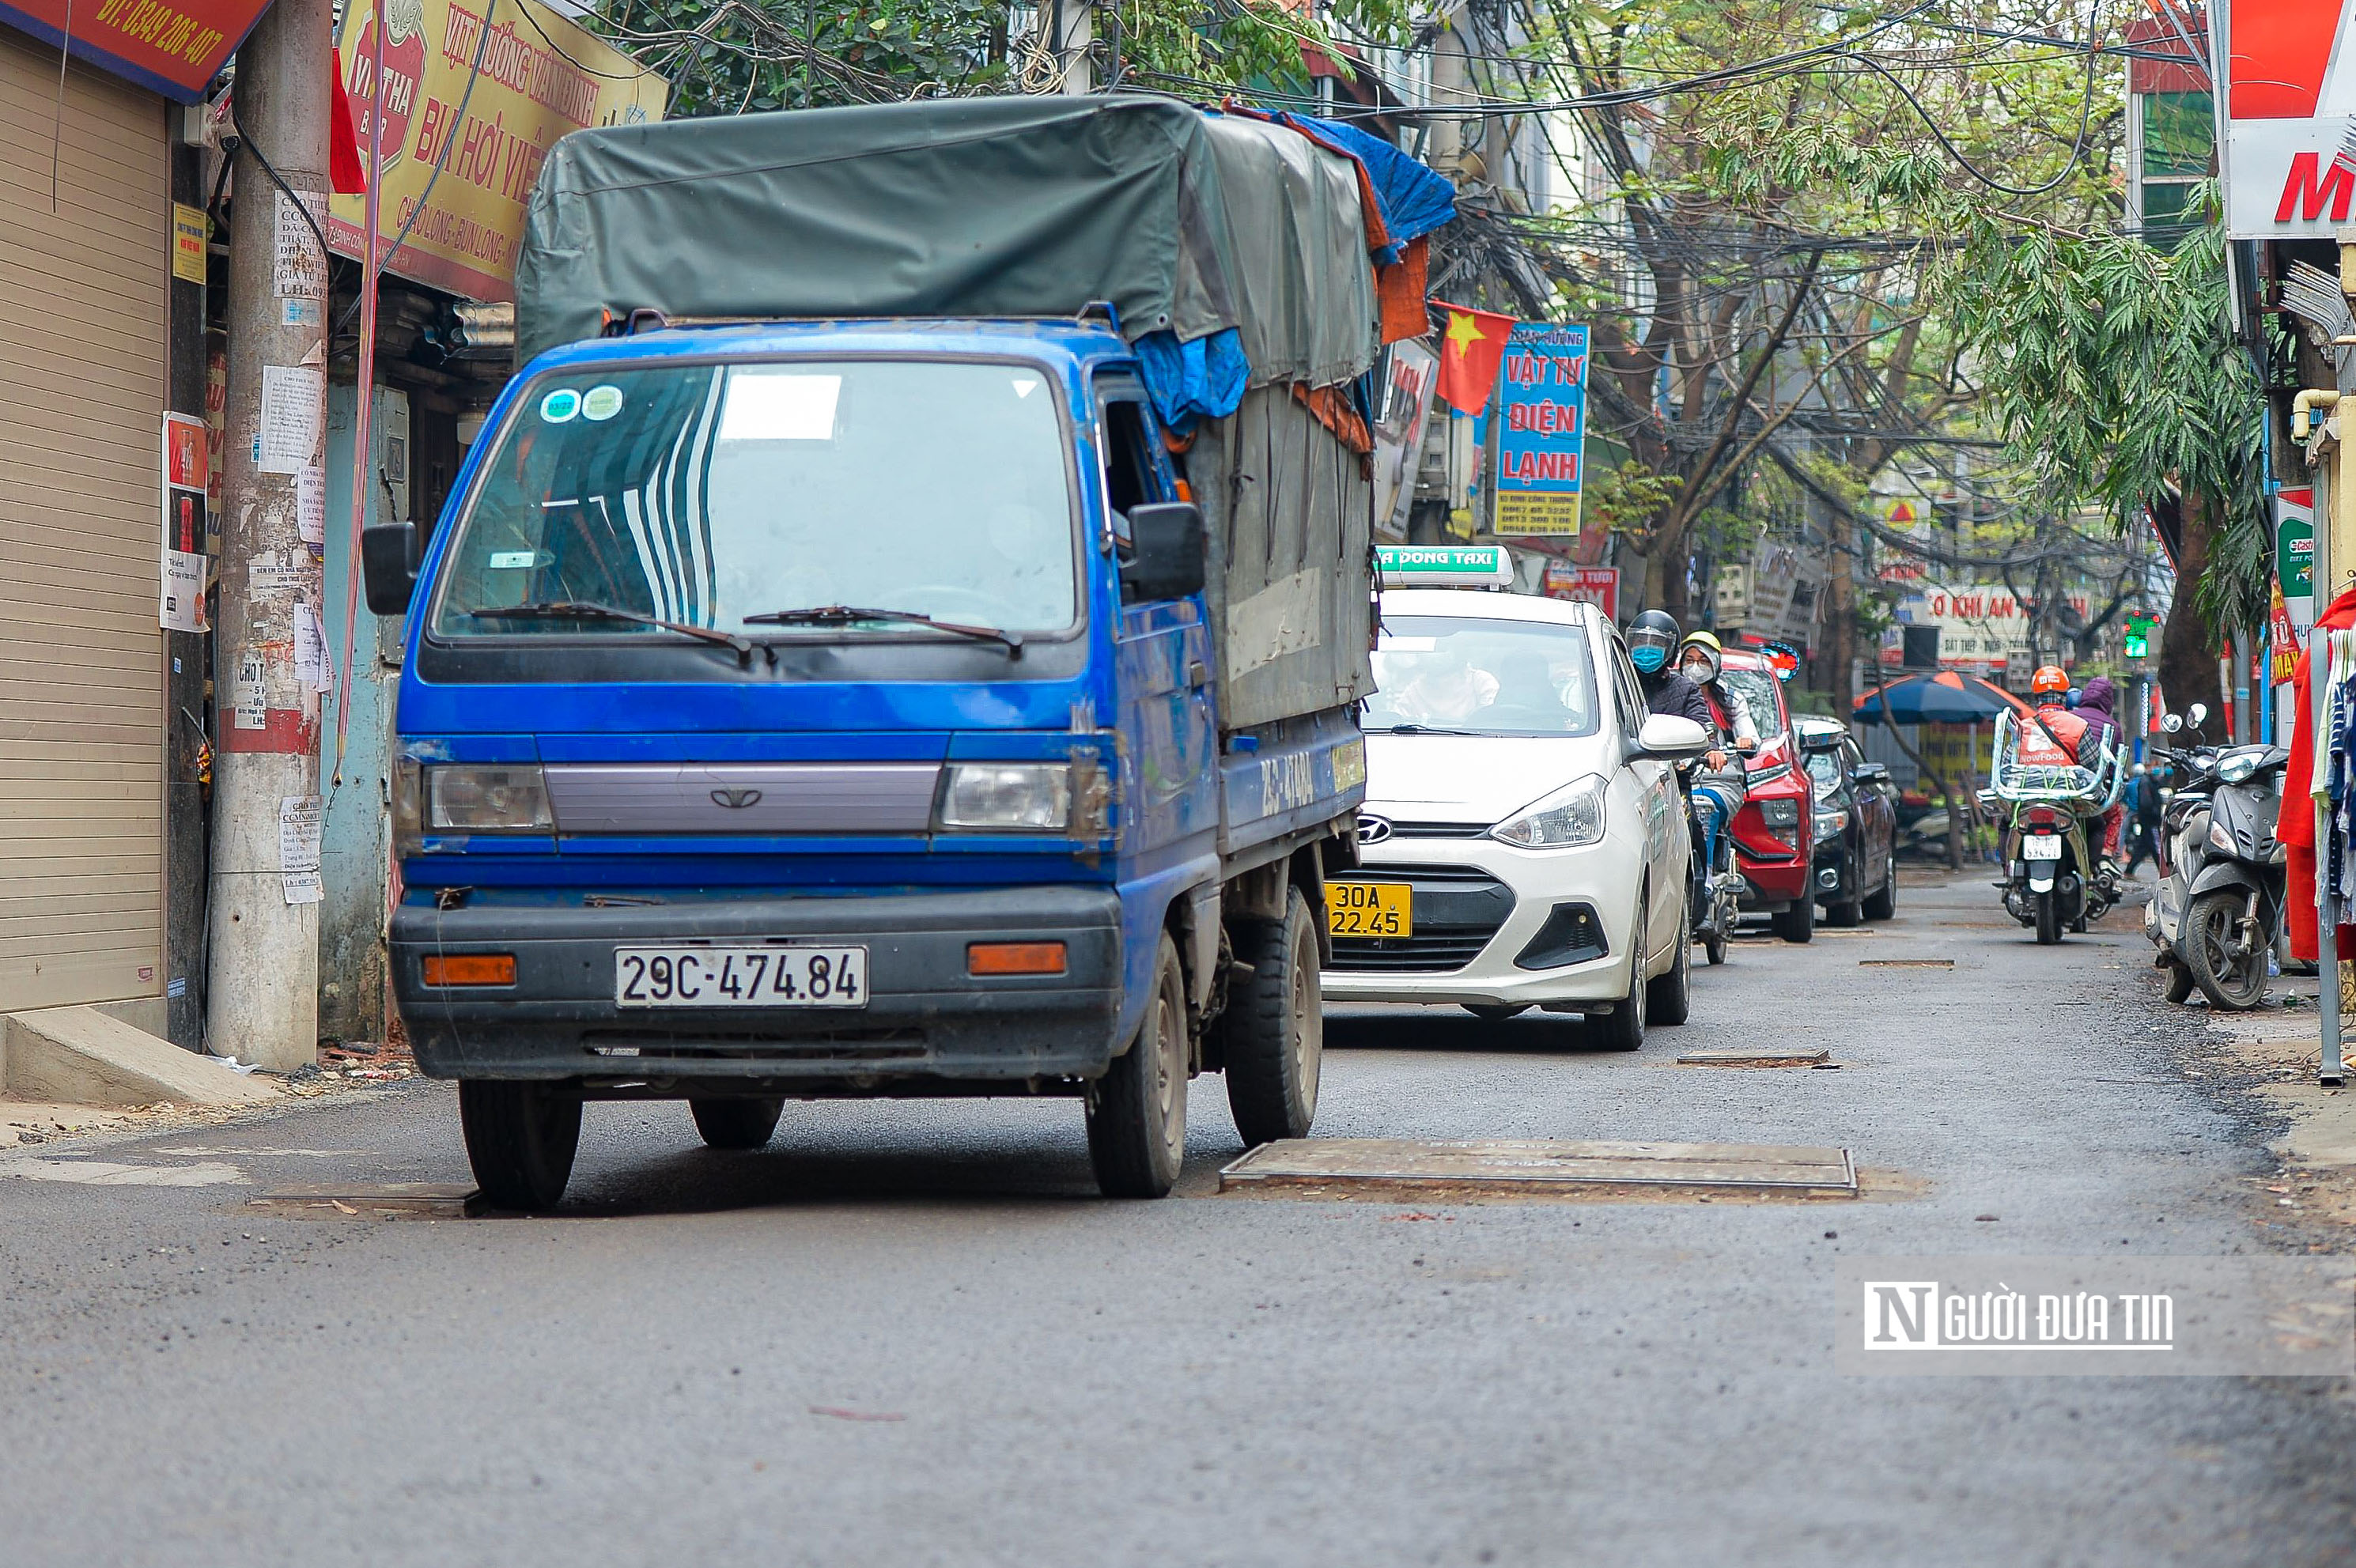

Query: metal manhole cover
left=1859, top=958, right=1953, bottom=969
left=248, top=1182, right=479, bottom=1218
left=1220, top=1138, right=1857, bottom=1196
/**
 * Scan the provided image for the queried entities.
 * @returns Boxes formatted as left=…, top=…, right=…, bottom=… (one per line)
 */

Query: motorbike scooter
left=2145, top=705, right=2289, bottom=1011
left=1681, top=756, right=1747, bottom=965
left=1989, top=706, right=2126, bottom=944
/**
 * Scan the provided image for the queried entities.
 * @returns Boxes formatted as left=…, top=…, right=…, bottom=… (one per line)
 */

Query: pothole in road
left=1676, top=1047, right=1836, bottom=1067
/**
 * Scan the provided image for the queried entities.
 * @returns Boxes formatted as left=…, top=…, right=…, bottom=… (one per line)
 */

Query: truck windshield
left=430, top=359, right=1078, bottom=641
left=1364, top=615, right=1602, bottom=737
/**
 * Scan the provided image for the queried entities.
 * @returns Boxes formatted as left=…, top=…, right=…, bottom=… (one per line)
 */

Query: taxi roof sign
left=1376, top=544, right=1514, bottom=588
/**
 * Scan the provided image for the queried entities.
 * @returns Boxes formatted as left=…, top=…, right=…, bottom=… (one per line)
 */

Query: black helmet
left=1627, top=609, right=1680, bottom=674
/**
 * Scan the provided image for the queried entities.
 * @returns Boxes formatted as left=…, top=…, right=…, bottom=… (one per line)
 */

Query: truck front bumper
left=391, top=886, right=1123, bottom=1093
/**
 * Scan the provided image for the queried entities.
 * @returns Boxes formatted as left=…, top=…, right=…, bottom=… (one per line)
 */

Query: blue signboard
left=1495, top=322, right=1590, bottom=536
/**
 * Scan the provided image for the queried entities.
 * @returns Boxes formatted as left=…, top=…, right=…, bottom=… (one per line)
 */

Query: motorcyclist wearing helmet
left=1678, top=631, right=1761, bottom=763
left=2021, top=663, right=2122, bottom=885
left=1628, top=609, right=1714, bottom=734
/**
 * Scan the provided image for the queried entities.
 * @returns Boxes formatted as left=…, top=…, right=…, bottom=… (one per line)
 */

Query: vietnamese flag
left=1431, top=300, right=1514, bottom=416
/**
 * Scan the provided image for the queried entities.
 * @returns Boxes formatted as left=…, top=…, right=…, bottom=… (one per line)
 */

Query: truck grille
left=1326, top=864, right=1515, bottom=975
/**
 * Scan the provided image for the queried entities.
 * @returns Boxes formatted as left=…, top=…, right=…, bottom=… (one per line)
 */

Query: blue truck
left=359, top=96, right=1412, bottom=1203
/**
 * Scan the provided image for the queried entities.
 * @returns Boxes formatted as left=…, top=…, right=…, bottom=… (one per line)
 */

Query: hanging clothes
left=2280, top=584, right=2356, bottom=960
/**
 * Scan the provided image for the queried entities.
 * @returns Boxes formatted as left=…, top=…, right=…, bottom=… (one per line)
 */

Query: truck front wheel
left=1223, top=886, right=1324, bottom=1146
left=459, top=1081, right=582, bottom=1211
left=1086, top=932, right=1188, bottom=1198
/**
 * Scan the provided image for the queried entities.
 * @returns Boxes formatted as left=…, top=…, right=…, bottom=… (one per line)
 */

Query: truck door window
left=1096, top=386, right=1166, bottom=542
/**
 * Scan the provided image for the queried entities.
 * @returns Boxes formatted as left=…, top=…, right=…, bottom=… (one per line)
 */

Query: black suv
left=1797, top=719, right=1900, bottom=926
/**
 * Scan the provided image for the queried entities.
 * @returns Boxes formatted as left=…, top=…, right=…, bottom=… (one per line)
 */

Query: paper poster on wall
left=293, top=603, right=335, bottom=693
left=273, top=189, right=327, bottom=300
left=279, top=795, right=324, bottom=905
left=160, top=414, right=209, bottom=633
left=296, top=465, right=326, bottom=546
left=258, top=365, right=325, bottom=475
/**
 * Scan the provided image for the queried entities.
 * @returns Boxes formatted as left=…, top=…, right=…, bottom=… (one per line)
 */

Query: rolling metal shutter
left=0, top=32, right=167, bottom=1010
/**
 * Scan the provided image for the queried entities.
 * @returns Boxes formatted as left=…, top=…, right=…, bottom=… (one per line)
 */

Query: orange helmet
left=2030, top=665, right=2068, bottom=696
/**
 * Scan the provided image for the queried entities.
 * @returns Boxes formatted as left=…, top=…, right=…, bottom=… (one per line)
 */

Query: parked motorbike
left=1988, top=707, right=2126, bottom=944
left=1681, top=758, right=1747, bottom=965
left=2144, top=705, right=2289, bottom=1011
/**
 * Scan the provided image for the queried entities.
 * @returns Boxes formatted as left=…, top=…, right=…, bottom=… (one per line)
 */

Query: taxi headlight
left=937, top=763, right=1072, bottom=831
left=1492, top=775, right=1608, bottom=849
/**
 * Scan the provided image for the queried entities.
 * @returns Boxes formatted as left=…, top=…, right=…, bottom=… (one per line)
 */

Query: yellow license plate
left=1326, top=881, right=1412, bottom=938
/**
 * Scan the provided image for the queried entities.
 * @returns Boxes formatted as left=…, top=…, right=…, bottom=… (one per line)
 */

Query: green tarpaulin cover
left=515, top=95, right=1378, bottom=387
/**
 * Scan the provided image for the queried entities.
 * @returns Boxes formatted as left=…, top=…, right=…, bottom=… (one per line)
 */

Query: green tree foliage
left=584, top=0, right=1407, bottom=117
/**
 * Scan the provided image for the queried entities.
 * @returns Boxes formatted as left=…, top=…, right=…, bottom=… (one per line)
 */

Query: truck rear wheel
left=690, top=1097, right=784, bottom=1150
left=1223, top=886, right=1324, bottom=1146
left=459, top=1081, right=581, bottom=1211
left=1087, top=932, right=1188, bottom=1198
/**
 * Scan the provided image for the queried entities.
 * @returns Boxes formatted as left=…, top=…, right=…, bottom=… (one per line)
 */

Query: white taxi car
left=1322, top=584, right=1707, bottom=1049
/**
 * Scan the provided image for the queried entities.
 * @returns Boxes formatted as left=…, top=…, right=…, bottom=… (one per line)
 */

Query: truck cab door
left=1098, top=373, right=1217, bottom=860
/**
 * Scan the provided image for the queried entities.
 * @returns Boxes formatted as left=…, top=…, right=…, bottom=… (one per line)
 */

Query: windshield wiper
left=1367, top=724, right=1483, bottom=736
left=471, top=601, right=758, bottom=667
left=742, top=604, right=1023, bottom=657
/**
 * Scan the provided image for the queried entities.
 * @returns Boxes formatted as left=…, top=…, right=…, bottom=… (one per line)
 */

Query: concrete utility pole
left=211, top=0, right=334, bottom=1070
left=1055, top=0, right=1093, bottom=93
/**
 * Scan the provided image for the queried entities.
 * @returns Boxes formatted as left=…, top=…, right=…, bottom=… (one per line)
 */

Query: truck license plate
left=615, top=946, right=868, bottom=1008
left=2022, top=836, right=2063, bottom=861
left=1326, top=881, right=1412, bottom=938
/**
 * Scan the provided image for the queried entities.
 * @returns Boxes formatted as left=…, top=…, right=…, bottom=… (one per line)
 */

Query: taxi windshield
left=1364, top=615, right=1602, bottom=737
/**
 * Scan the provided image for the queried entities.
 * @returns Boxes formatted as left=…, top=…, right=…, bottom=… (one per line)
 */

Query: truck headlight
left=937, top=763, right=1072, bottom=831
left=1491, top=775, right=1607, bottom=849
left=426, top=764, right=554, bottom=831
left=1758, top=797, right=1801, bottom=827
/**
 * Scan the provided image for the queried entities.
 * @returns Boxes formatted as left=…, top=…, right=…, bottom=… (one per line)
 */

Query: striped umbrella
left=1851, top=671, right=2031, bottom=725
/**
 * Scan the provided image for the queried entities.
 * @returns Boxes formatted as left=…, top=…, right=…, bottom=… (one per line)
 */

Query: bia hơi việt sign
left=331, top=0, right=668, bottom=301
left=1494, top=322, right=1589, bottom=537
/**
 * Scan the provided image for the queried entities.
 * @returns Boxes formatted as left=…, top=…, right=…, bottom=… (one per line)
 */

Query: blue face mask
left=1630, top=644, right=1666, bottom=674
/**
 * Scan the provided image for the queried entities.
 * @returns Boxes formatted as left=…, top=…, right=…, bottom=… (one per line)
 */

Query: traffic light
left=2123, top=613, right=2156, bottom=659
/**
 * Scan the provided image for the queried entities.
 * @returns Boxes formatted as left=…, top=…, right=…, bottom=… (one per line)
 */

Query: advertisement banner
left=1541, top=562, right=1617, bottom=620
left=1371, top=341, right=1437, bottom=541
left=0, top=0, right=271, bottom=101
left=331, top=0, right=667, bottom=300
left=159, top=414, right=208, bottom=633
left=2277, top=486, right=2316, bottom=618
left=1494, top=322, right=1588, bottom=537
left=2222, top=1, right=2356, bottom=239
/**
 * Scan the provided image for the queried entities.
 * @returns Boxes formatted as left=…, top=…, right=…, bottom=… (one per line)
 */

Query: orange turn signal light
left=967, top=941, right=1067, bottom=977
left=422, top=953, right=516, bottom=987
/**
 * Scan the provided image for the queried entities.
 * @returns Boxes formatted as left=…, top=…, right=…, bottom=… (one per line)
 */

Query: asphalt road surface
left=3, top=873, right=2352, bottom=1566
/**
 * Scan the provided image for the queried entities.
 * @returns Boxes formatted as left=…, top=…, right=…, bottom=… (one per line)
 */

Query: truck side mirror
left=361, top=521, right=420, bottom=616
left=1119, top=501, right=1206, bottom=602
